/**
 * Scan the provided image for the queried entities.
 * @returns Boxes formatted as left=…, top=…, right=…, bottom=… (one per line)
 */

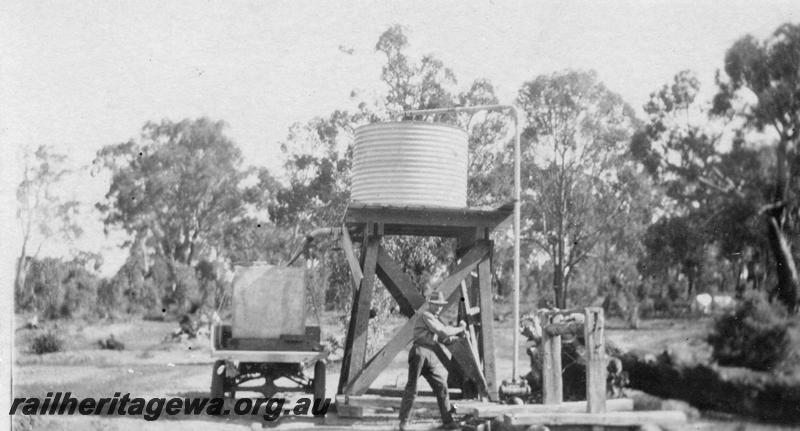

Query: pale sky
left=2, top=0, right=799, bottom=276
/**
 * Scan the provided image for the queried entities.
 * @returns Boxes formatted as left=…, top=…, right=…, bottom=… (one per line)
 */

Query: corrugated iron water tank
left=352, top=121, right=468, bottom=208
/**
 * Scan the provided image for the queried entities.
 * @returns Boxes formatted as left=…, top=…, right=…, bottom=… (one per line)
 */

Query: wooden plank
left=584, top=307, right=606, bottom=414
left=460, top=398, right=633, bottom=418
left=345, top=234, right=381, bottom=384
left=364, top=387, right=461, bottom=398
left=445, top=337, right=488, bottom=397
left=344, top=242, right=491, bottom=395
left=544, top=321, right=585, bottom=337
left=542, top=308, right=586, bottom=317
left=335, top=404, right=365, bottom=418
left=476, top=255, right=499, bottom=401
left=432, top=241, right=491, bottom=309
left=344, top=313, right=418, bottom=395
left=341, top=226, right=363, bottom=287
left=503, top=410, right=688, bottom=427
left=337, top=394, right=443, bottom=410
left=460, top=282, right=481, bottom=364
left=337, top=280, right=360, bottom=393
left=336, top=227, right=364, bottom=394
left=540, top=311, right=563, bottom=404
left=375, top=247, right=425, bottom=317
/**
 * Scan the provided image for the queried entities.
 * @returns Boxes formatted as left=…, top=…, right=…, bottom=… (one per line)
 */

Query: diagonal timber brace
left=375, top=247, right=426, bottom=317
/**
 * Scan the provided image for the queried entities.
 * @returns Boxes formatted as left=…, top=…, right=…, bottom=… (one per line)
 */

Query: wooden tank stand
left=335, top=202, right=514, bottom=405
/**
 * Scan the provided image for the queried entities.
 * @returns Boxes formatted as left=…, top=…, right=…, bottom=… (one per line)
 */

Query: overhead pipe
left=287, top=227, right=342, bottom=266
left=400, top=105, right=523, bottom=383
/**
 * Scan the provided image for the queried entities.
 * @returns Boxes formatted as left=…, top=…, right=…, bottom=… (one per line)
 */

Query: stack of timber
left=334, top=393, right=688, bottom=430
left=335, top=394, right=638, bottom=419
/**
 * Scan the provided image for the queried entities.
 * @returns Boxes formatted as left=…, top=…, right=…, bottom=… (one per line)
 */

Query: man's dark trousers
left=399, top=343, right=453, bottom=424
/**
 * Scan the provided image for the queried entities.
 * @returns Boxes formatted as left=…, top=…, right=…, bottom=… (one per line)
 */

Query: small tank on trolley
left=209, top=263, right=328, bottom=400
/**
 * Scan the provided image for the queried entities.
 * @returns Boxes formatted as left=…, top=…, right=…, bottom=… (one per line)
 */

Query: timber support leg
left=476, top=248, right=498, bottom=400
left=338, top=225, right=381, bottom=394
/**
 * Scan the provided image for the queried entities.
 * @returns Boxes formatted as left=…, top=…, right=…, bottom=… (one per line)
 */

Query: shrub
left=708, top=291, right=790, bottom=371
left=30, top=331, right=64, bottom=354
left=60, top=268, right=99, bottom=319
left=18, top=257, right=103, bottom=319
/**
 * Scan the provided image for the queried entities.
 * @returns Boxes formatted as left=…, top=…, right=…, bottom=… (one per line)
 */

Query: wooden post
left=338, top=228, right=381, bottom=394
left=539, top=310, right=563, bottom=404
left=337, top=225, right=365, bottom=393
left=584, top=307, right=606, bottom=413
left=476, top=252, right=498, bottom=401
left=346, top=233, right=380, bottom=381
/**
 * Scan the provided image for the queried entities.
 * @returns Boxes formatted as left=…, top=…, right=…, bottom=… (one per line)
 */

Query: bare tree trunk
left=766, top=214, right=799, bottom=313
left=733, top=258, right=743, bottom=296
left=15, top=239, right=30, bottom=308
left=15, top=255, right=27, bottom=299
left=553, top=261, right=566, bottom=309
left=767, top=138, right=799, bottom=313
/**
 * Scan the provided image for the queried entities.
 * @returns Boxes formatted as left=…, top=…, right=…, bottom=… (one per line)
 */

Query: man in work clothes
left=399, top=291, right=466, bottom=431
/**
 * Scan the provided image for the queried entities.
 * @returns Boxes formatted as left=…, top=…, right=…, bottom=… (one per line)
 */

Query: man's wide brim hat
left=428, top=291, right=448, bottom=305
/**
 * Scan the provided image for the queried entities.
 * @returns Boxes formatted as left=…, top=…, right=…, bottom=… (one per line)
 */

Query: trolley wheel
left=312, top=360, right=326, bottom=400
left=210, top=360, right=226, bottom=398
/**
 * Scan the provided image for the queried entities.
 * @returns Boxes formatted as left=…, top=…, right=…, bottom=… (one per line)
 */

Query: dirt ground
left=10, top=312, right=799, bottom=431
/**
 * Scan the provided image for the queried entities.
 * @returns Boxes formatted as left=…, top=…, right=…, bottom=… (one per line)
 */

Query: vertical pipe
left=511, top=106, right=521, bottom=383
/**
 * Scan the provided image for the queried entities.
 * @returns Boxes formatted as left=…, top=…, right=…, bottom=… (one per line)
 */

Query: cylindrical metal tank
left=352, top=121, right=468, bottom=208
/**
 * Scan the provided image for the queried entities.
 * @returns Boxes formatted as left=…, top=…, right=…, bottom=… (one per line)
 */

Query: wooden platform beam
left=345, top=203, right=513, bottom=238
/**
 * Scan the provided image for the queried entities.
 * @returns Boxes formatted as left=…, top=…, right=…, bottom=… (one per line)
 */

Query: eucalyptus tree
left=15, top=146, right=82, bottom=307
left=631, top=24, right=800, bottom=312
left=517, top=70, right=641, bottom=308
left=95, top=118, right=279, bottom=309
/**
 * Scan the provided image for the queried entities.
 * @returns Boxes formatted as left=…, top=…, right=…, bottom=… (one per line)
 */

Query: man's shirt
left=413, top=310, right=462, bottom=347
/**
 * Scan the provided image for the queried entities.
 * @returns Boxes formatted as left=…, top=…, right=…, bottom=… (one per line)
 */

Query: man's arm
left=421, top=311, right=465, bottom=339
